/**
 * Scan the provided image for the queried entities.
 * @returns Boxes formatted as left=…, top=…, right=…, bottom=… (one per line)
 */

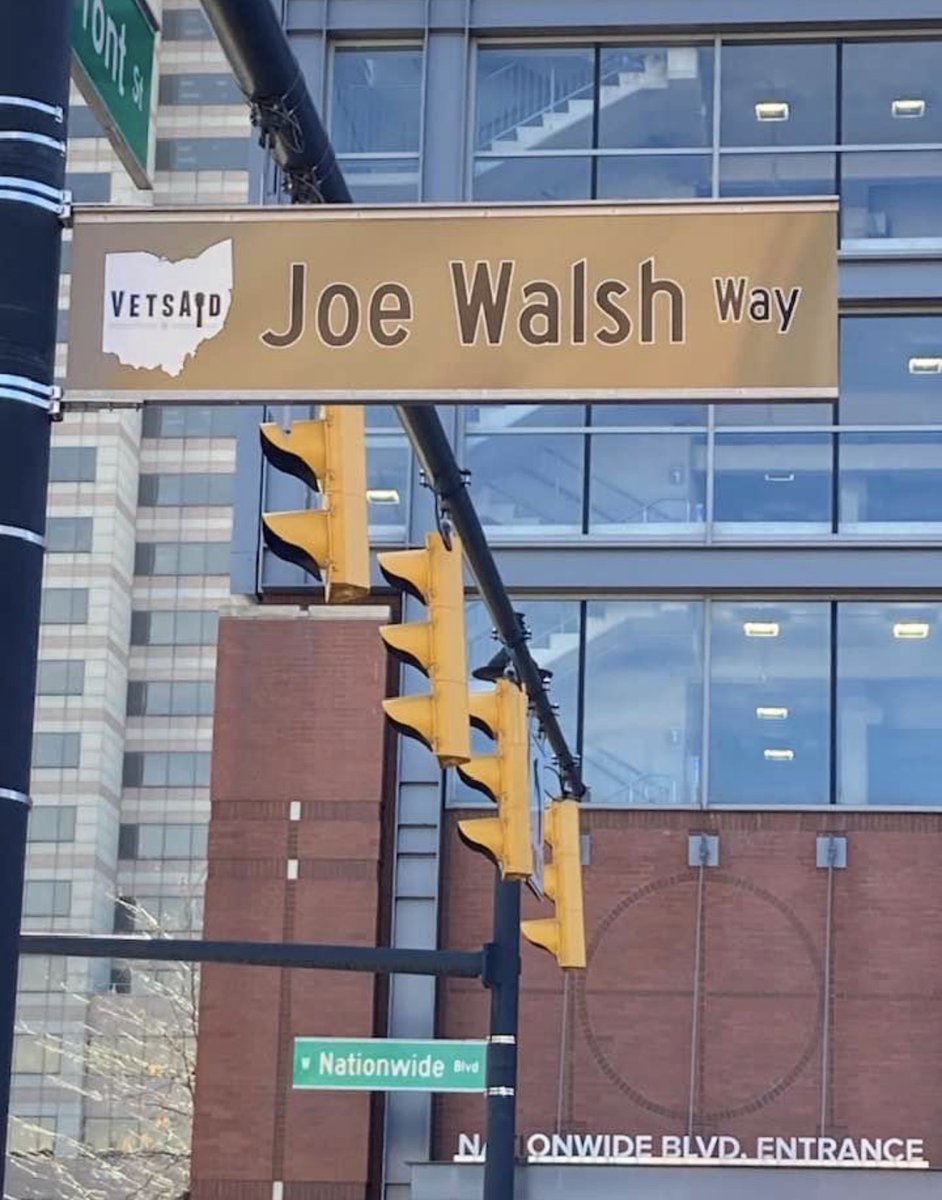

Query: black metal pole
left=20, top=935, right=485, bottom=979
left=0, top=1, right=70, bottom=1190
left=483, top=879, right=522, bottom=1200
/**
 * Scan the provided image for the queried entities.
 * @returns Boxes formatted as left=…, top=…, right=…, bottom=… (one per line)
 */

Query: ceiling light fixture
left=908, top=356, right=942, bottom=375
left=367, top=488, right=401, bottom=505
left=743, top=621, right=780, bottom=638
left=755, top=100, right=790, bottom=122
left=893, top=621, right=930, bottom=639
left=764, top=748, right=795, bottom=761
left=892, top=98, right=926, bottom=119
left=756, top=706, right=789, bottom=720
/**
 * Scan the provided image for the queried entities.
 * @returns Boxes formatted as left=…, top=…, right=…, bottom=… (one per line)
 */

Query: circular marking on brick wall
left=575, top=871, right=824, bottom=1122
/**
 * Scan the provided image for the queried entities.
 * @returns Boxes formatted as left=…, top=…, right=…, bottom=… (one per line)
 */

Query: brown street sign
left=66, top=199, right=838, bottom=404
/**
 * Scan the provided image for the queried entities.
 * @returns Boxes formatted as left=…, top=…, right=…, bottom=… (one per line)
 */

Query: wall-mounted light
left=755, top=100, right=790, bottom=122
left=764, top=748, right=795, bottom=761
left=756, top=706, right=789, bottom=720
left=743, top=621, right=780, bottom=638
left=892, top=98, right=926, bottom=119
left=908, top=356, right=942, bottom=375
left=893, top=621, right=929, bottom=639
left=367, top=488, right=401, bottom=505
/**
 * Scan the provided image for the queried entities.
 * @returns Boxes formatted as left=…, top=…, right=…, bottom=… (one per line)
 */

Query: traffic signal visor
left=457, top=679, right=533, bottom=881
left=259, top=408, right=369, bottom=604
left=521, top=799, right=586, bottom=968
left=379, top=532, right=471, bottom=768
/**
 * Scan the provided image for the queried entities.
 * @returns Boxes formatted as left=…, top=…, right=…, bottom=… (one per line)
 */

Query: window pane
left=599, top=47, right=714, bottom=148
left=842, top=42, right=942, bottom=146
left=367, top=439, right=410, bottom=532
left=719, top=152, right=836, bottom=198
left=17, top=956, right=66, bottom=992
left=467, top=432, right=583, bottom=535
left=589, top=431, right=706, bottom=533
left=713, top=431, right=833, bottom=533
left=840, top=315, right=942, bottom=424
left=583, top=601, right=703, bottom=805
left=36, top=660, right=85, bottom=695
left=475, top=48, right=595, bottom=152
left=162, top=9, right=212, bottom=39
left=49, top=447, right=96, bottom=482
left=331, top=48, right=422, bottom=153
left=66, top=172, right=111, bottom=202
left=41, top=588, right=89, bottom=624
left=596, top=154, right=712, bottom=199
left=46, top=517, right=93, bottom=553
left=155, top=137, right=248, bottom=171
left=841, top=151, right=942, bottom=245
left=840, top=432, right=942, bottom=534
left=159, top=73, right=243, bottom=105
left=710, top=602, right=830, bottom=805
left=472, top=156, right=592, bottom=202
left=23, top=881, right=71, bottom=916
left=591, top=403, right=707, bottom=427
left=33, top=732, right=80, bottom=768
left=466, top=403, right=588, bottom=432
left=339, top=157, right=419, bottom=203
left=720, top=43, right=837, bottom=146
left=838, top=603, right=942, bottom=806
left=28, top=806, right=75, bottom=842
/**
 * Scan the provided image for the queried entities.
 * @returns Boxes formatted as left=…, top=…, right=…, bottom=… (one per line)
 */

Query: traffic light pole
left=0, top=2, right=71, bottom=1191
left=484, top=880, right=522, bottom=1200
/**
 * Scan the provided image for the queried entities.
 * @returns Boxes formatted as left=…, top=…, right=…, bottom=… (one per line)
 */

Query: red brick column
left=191, top=613, right=389, bottom=1200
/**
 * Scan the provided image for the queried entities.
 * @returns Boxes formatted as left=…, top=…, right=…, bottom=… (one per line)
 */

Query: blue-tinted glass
left=596, top=154, right=712, bottom=199
left=331, top=49, right=422, bottom=153
left=588, top=432, right=707, bottom=534
left=720, top=43, right=837, bottom=146
left=159, top=73, right=243, bottom=105
left=599, top=47, right=714, bottom=148
left=475, top=48, right=595, bottom=152
left=66, top=173, right=111, bottom=202
left=591, top=403, right=707, bottom=427
left=714, top=402, right=831, bottom=427
left=155, top=138, right=248, bottom=171
left=842, top=42, right=942, bottom=146
left=841, top=151, right=942, bottom=245
left=583, top=601, right=703, bottom=806
left=465, top=404, right=588, bottom=433
left=367, top=438, right=409, bottom=533
left=840, top=432, right=942, bottom=533
left=467, top=432, right=583, bottom=535
left=838, top=603, right=942, bottom=806
left=713, top=431, right=833, bottom=532
left=710, top=602, right=830, bottom=805
left=472, top=156, right=592, bottom=202
left=68, top=105, right=104, bottom=138
left=840, top=316, right=942, bottom=423
left=339, top=157, right=419, bottom=203
left=719, top=153, right=836, bottom=198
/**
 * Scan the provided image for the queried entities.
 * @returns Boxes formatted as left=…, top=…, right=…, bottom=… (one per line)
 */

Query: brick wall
left=191, top=614, right=389, bottom=1200
left=436, top=809, right=942, bottom=1165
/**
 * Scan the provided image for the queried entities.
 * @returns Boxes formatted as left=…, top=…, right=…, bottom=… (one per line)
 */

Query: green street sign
left=71, top=0, right=157, bottom=188
left=293, top=1037, right=488, bottom=1093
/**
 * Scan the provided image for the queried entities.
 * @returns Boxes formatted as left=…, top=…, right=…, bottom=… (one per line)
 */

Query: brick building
left=191, top=1, right=942, bottom=1198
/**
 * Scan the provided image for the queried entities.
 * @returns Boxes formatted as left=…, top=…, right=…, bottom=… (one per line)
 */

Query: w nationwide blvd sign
left=66, top=199, right=838, bottom=405
left=292, top=1037, right=488, bottom=1093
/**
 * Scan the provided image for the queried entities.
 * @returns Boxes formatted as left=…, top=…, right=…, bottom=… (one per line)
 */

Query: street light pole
left=0, top=1, right=71, bottom=1187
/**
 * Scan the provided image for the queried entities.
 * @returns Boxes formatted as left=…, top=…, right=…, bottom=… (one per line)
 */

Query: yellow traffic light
left=378, top=532, right=471, bottom=768
left=457, top=678, right=533, bottom=881
left=521, top=799, right=586, bottom=968
left=259, top=406, right=369, bottom=604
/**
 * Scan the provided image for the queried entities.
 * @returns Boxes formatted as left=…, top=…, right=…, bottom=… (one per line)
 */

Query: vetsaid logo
left=102, top=239, right=233, bottom=377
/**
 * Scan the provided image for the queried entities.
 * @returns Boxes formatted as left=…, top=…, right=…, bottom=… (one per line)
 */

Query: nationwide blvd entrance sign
left=292, top=1037, right=488, bottom=1093
left=66, top=199, right=838, bottom=404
